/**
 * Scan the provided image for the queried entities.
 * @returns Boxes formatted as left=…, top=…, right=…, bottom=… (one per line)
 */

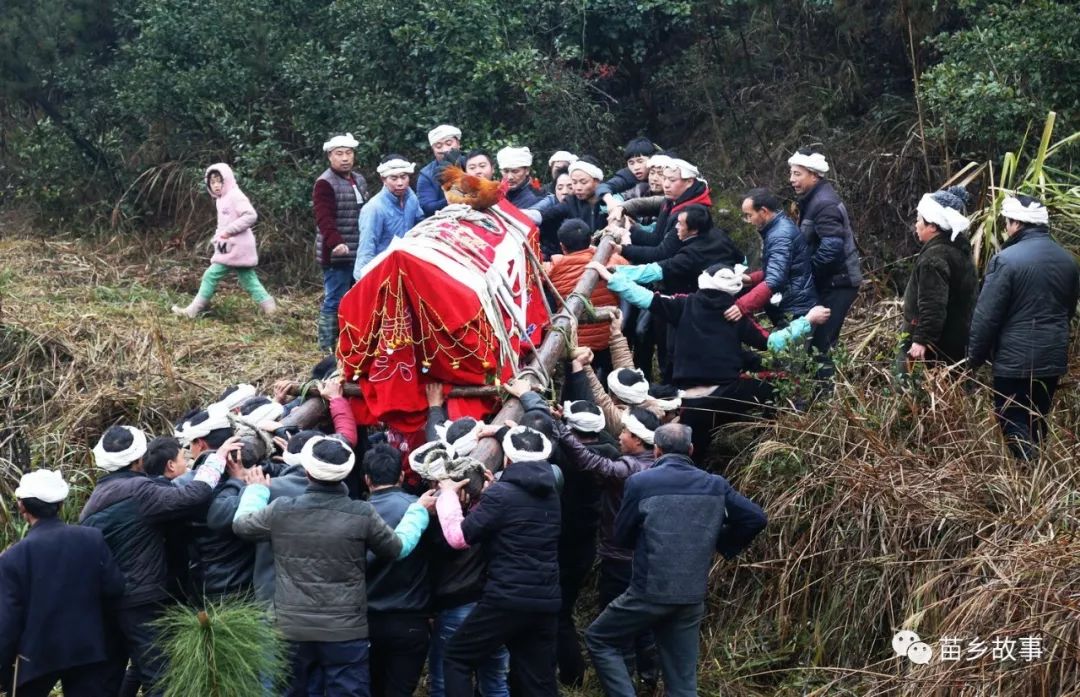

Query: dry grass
left=0, top=221, right=322, bottom=532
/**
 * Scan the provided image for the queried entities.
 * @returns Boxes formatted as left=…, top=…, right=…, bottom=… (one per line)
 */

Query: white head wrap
left=1001, top=195, right=1049, bottom=225
left=212, top=384, right=257, bottom=412
left=175, top=404, right=233, bottom=446
left=648, top=394, right=682, bottom=413
left=377, top=158, right=416, bottom=178
left=917, top=193, right=970, bottom=241
left=497, top=146, right=533, bottom=169
left=502, top=426, right=553, bottom=463
left=445, top=421, right=483, bottom=459
left=698, top=263, right=748, bottom=296
left=428, top=125, right=462, bottom=146
left=409, top=440, right=451, bottom=481
left=548, top=151, right=578, bottom=166
left=562, top=401, right=606, bottom=433
left=787, top=151, right=829, bottom=175
left=93, top=426, right=148, bottom=472
left=664, top=158, right=699, bottom=179
left=648, top=154, right=674, bottom=170
left=237, top=400, right=285, bottom=433
left=15, top=469, right=70, bottom=503
left=607, top=368, right=650, bottom=405
left=621, top=411, right=655, bottom=446
left=323, top=133, right=359, bottom=153
left=301, top=435, right=355, bottom=482
left=283, top=446, right=304, bottom=467
left=568, top=161, right=604, bottom=181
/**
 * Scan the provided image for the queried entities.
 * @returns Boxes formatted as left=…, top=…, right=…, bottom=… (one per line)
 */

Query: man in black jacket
left=1, top=470, right=125, bottom=697
left=526, top=159, right=608, bottom=233
left=969, top=195, right=1080, bottom=460
left=497, top=146, right=544, bottom=210
left=585, top=424, right=767, bottom=697
left=436, top=426, right=562, bottom=697
left=81, top=425, right=228, bottom=697
left=788, top=148, right=862, bottom=354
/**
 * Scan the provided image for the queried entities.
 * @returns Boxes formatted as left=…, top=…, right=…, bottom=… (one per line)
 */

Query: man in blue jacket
left=788, top=148, right=862, bottom=354
left=354, top=155, right=422, bottom=279
left=364, top=444, right=433, bottom=697
left=417, top=125, right=463, bottom=217
left=585, top=423, right=767, bottom=697
left=727, top=188, right=818, bottom=324
left=1, top=470, right=126, bottom=697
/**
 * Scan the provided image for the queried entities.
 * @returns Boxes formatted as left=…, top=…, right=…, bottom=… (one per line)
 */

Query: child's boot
left=259, top=297, right=278, bottom=315
left=171, top=296, right=209, bottom=319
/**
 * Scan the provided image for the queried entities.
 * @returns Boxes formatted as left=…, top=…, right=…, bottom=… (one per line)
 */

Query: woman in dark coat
left=900, top=187, right=978, bottom=368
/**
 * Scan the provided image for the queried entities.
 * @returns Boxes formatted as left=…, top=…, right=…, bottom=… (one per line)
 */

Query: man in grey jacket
left=969, top=195, right=1080, bottom=460
left=233, top=436, right=435, bottom=697
left=585, top=424, right=767, bottom=697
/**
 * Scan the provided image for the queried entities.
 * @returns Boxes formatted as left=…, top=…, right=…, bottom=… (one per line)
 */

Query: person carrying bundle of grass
left=172, top=163, right=277, bottom=319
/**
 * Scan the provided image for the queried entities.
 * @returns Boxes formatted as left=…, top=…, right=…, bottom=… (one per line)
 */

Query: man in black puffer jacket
left=788, top=148, right=862, bottom=354
left=436, top=426, right=562, bottom=697
left=969, top=195, right=1080, bottom=460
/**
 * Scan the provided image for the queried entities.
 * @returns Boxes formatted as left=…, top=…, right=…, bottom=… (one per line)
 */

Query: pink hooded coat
left=207, top=163, right=259, bottom=267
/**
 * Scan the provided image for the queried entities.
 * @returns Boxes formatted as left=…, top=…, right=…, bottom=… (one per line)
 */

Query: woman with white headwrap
left=899, top=186, right=978, bottom=368
left=968, top=194, right=1080, bottom=461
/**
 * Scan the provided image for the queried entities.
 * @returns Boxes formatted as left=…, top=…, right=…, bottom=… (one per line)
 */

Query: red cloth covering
left=337, top=201, right=547, bottom=431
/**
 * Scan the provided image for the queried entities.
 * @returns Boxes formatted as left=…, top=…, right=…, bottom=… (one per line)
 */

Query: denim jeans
left=319, top=266, right=354, bottom=350
left=427, top=603, right=509, bottom=697
left=287, top=638, right=370, bottom=697
left=585, top=591, right=705, bottom=697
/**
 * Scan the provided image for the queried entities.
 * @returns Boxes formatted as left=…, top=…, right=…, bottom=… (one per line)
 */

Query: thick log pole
left=283, top=238, right=617, bottom=466
left=472, top=237, right=616, bottom=471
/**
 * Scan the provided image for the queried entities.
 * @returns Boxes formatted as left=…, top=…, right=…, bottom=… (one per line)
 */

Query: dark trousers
left=597, top=558, right=658, bottom=685
left=556, top=532, right=598, bottom=687
left=680, top=378, right=776, bottom=468
left=103, top=602, right=168, bottom=697
left=368, top=612, right=431, bottom=697
left=993, top=376, right=1060, bottom=461
left=586, top=591, right=705, bottom=697
left=14, top=661, right=112, bottom=697
left=811, top=286, right=858, bottom=354
left=287, top=638, right=371, bottom=697
left=444, top=602, right=558, bottom=697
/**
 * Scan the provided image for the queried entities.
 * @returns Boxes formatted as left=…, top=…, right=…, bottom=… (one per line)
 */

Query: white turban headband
left=607, top=368, right=650, bottom=405
left=301, top=435, right=355, bottom=482
left=698, top=263, right=748, bottom=296
left=787, top=151, right=830, bottom=175
left=649, top=394, right=682, bottom=413
left=175, top=404, right=232, bottom=446
left=917, top=194, right=970, bottom=241
left=647, top=154, right=674, bottom=170
left=428, top=125, right=462, bottom=146
left=502, top=426, right=553, bottom=463
left=562, top=401, right=606, bottom=433
left=15, top=469, right=70, bottom=503
left=569, top=161, right=604, bottom=181
left=236, top=401, right=285, bottom=435
left=409, top=440, right=450, bottom=481
left=621, top=411, right=655, bottom=446
left=665, top=158, right=699, bottom=179
left=434, top=419, right=484, bottom=459
left=212, top=384, right=257, bottom=412
left=323, top=133, right=359, bottom=152
left=1001, top=195, right=1049, bottom=225
left=93, top=426, right=148, bottom=472
left=497, top=146, right=533, bottom=169
left=377, top=158, right=416, bottom=178
left=548, top=151, right=578, bottom=166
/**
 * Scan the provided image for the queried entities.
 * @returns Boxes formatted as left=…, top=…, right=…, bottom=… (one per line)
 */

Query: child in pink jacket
left=172, top=163, right=276, bottom=317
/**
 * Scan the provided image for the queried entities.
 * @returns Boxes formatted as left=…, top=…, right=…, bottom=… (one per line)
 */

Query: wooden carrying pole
left=283, top=238, right=617, bottom=472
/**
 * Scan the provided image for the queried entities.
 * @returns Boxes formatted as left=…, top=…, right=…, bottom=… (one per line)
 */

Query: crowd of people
left=2, top=125, right=1078, bottom=697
